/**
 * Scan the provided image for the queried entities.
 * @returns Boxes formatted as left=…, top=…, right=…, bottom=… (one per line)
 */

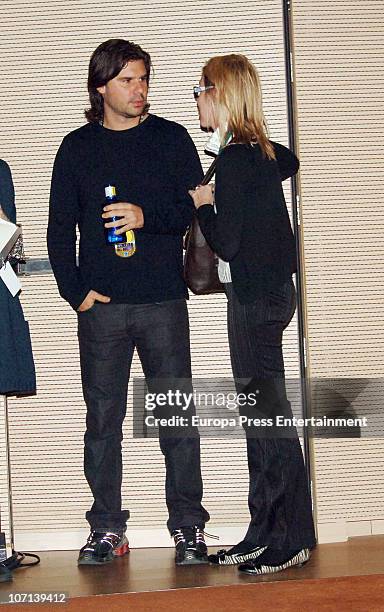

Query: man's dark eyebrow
left=118, top=73, right=148, bottom=80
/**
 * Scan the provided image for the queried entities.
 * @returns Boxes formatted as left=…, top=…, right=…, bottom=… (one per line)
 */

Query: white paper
left=0, top=261, right=21, bottom=296
left=0, top=218, right=21, bottom=260
left=0, top=218, right=18, bottom=248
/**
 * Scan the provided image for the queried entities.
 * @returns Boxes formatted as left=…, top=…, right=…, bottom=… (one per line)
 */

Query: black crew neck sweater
left=47, top=115, right=203, bottom=310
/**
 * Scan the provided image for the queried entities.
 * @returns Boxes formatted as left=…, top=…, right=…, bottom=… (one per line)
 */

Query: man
left=47, top=39, right=209, bottom=566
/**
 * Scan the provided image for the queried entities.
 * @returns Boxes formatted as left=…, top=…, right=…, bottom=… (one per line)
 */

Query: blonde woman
left=189, top=55, right=316, bottom=574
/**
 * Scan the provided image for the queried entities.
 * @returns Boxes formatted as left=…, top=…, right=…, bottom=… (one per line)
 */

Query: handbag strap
left=200, top=131, right=233, bottom=185
left=201, top=158, right=217, bottom=185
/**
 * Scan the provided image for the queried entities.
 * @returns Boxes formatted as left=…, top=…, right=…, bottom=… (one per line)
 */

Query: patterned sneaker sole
left=78, top=554, right=115, bottom=565
left=113, top=542, right=130, bottom=557
left=176, top=550, right=208, bottom=566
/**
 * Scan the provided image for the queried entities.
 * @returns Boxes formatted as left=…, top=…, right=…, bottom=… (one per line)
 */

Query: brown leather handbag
left=184, top=159, right=224, bottom=295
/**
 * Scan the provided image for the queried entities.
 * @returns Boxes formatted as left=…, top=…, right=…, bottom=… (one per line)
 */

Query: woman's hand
left=188, top=184, right=214, bottom=209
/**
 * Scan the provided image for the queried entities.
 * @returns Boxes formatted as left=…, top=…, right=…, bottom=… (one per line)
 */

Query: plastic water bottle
left=104, top=185, right=136, bottom=258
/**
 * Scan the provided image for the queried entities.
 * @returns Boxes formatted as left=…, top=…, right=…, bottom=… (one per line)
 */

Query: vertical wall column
left=291, top=0, right=384, bottom=540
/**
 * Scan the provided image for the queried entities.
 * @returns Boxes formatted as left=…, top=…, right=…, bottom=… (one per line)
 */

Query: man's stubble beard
left=105, top=99, right=149, bottom=120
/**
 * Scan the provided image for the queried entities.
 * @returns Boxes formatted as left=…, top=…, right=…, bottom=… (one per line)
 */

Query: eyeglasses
left=193, top=85, right=214, bottom=100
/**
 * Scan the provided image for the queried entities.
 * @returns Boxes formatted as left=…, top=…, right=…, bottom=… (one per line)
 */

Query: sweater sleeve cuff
left=61, top=284, right=91, bottom=312
left=197, top=204, right=215, bottom=222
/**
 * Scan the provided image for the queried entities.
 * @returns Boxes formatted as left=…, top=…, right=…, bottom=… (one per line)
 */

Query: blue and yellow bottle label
left=115, top=230, right=136, bottom=258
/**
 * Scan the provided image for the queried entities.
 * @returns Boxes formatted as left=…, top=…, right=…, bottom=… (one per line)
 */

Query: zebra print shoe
left=238, top=548, right=310, bottom=575
left=208, top=541, right=267, bottom=565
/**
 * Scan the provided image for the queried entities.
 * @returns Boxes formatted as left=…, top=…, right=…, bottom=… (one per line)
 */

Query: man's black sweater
left=47, top=115, right=203, bottom=310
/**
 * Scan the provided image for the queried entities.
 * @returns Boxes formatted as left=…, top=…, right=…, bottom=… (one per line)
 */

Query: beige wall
left=292, top=0, right=384, bottom=540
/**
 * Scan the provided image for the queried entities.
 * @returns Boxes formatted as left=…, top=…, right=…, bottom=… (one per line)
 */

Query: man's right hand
left=77, top=290, right=111, bottom=312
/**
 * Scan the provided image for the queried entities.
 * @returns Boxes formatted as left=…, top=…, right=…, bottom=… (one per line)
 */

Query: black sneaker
left=172, top=526, right=208, bottom=565
left=78, top=530, right=129, bottom=565
left=208, top=540, right=267, bottom=565
left=238, top=547, right=310, bottom=575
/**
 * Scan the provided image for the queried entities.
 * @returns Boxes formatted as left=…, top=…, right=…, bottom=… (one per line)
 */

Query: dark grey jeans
left=226, top=280, right=316, bottom=550
left=77, top=299, right=209, bottom=534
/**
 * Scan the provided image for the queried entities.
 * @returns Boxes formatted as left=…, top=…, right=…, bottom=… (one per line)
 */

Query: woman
left=0, top=159, right=36, bottom=396
left=189, top=55, right=316, bottom=575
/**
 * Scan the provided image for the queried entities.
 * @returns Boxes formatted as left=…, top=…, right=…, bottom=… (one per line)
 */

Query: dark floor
left=0, top=536, right=383, bottom=600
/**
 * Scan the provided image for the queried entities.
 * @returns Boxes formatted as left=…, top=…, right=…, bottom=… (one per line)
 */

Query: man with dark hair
left=47, top=39, right=209, bottom=566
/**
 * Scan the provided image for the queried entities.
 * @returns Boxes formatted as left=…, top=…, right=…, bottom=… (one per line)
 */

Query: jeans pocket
left=78, top=303, right=98, bottom=315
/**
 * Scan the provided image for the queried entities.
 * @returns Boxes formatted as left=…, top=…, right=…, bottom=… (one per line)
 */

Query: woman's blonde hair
left=203, top=54, right=275, bottom=159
